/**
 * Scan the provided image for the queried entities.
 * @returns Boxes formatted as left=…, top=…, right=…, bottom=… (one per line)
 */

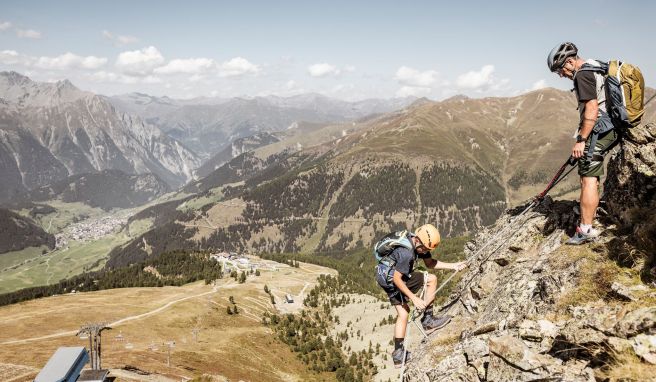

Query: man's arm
left=573, top=99, right=598, bottom=158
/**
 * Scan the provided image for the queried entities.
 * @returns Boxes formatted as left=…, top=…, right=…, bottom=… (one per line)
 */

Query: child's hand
left=412, top=296, right=426, bottom=310
left=453, top=261, right=468, bottom=271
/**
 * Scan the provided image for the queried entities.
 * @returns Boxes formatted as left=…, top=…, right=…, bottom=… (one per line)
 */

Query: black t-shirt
left=574, top=70, right=597, bottom=118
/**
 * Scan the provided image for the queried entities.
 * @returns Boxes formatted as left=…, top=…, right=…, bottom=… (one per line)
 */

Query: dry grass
left=553, top=244, right=622, bottom=314
left=596, top=349, right=656, bottom=382
left=0, top=260, right=336, bottom=382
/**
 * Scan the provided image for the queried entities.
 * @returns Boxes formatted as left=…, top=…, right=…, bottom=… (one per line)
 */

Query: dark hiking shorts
left=377, top=270, right=425, bottom=306
left=578, top=130, right=617, bottom=178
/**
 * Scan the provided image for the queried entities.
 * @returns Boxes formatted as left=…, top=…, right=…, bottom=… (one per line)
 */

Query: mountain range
left=0, top=71, right=199, bottom=201
left=109, top=86, right=656, bottom=265
left=108, top=91, right=419, bottom=160
left=0, top=72, right=419, bottom=206
left=2, top=70, right=655, bottom=273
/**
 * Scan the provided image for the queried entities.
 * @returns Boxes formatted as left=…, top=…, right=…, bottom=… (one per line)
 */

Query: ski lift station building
left=34, top=346, right=88, bottom=382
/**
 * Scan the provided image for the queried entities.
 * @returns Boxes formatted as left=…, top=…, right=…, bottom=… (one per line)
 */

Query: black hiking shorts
left=376, top=267, right=425, bottom=306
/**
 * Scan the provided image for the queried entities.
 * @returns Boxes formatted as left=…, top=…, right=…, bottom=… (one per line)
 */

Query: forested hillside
left=100, top=87, right=656, bottom=268
left=0, top=250, right=221, bottom=306
left=0, top=209, right=55, bottom=254
left=15, top=170, right=170, bottom=211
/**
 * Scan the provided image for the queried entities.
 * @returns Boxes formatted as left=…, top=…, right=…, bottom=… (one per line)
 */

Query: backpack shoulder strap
left=608, top=60, right=620, bottom=78
left=576, top=60, right=608, bottom=79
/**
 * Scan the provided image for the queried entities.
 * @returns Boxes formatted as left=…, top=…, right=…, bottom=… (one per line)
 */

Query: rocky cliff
left=405, top=122, right=656, bottom=381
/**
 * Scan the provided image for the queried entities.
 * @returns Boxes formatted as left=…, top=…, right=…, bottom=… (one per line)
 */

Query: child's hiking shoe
left=392, top=348, right=411, bottom=368
left=421, top=314, right=451, bottom=333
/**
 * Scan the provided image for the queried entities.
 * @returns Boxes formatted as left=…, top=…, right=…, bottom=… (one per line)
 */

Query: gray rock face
left=0, top=72, right=200, bottom=201
left=604, top=122, right=656, bottom=222
left=402, top=119, right=656, bottom=381
left=603, top=121, right=656, bottom=278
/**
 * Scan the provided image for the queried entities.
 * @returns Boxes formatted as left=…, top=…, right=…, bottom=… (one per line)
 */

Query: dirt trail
left=0, top=282, right=234, bottom=346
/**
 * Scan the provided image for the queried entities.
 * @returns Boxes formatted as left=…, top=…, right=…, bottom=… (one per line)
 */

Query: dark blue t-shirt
left=388, top=240, right=431, bottom=277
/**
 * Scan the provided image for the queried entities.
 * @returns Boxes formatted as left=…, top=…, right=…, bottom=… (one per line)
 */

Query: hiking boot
left=566, top=226, right=597, bottom=245
left=421, top=314, right=452, bottom=333
left=392, top=348, right=411, bottom=368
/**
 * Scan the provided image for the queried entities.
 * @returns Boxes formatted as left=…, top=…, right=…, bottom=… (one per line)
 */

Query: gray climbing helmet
left=547, top=42, right=578, bottom=72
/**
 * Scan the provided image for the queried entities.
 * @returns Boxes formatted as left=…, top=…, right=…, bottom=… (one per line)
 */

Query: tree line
left=0, top=250, right=222, bottom=306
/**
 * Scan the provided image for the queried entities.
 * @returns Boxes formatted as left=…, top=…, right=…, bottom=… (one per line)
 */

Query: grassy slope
left=0, top=215, right=154, bottom=294
left=0, top=262, right=337, bottom=382
left=18, top=201, right=107, bottom=234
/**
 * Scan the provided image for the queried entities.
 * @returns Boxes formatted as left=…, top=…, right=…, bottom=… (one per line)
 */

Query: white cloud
left=16, top=29, right=41, bottom=39
left=0, top=50, right=24, bottom=65
left=331, top=84, right=355, bottom=94
left=88, top=70, right=160, bottom=85
left=189, top=74, right=204, bottom=82
left=88, top=71, right=136, bottom=84
left=308, top=63, right=340, bottom=77
left=456, top=65, right=504, bottom=90
left=0, top=21, right=11, bottom=31
left=34, top=52, right=107, bottom=70
left=218, top=57, right=259, bottom=77
left=115, top=46, right=164, bottom=76
left=395, top=66, right=439, bottom=87
left=395, top=85, right=431, bottom=98
left=102, top=30, right=139, bottom=46
left=117, top=35, right=139, bottom=45
left=285, top=80, right=297, bottom=89
left=154, top=58, right=215, bottom=74
left=142, top=75, right=162, bottom=84
left=530, top=79, right=547, bottom=91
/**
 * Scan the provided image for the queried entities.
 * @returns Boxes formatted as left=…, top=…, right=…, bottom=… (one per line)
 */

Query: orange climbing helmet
left=415, top=224, right=440, bottom=250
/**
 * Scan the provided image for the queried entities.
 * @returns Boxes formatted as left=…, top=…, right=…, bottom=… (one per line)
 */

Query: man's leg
left=580, top=176, right=599, bottom=226
left=569, top=130, right=616, bottom=245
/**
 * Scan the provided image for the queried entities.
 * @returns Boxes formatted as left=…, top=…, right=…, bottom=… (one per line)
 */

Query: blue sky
left=1, top=0, right=654, bottom=100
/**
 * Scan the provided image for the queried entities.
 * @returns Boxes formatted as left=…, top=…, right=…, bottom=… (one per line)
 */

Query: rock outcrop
left=404, top=122, right=656, bottom=381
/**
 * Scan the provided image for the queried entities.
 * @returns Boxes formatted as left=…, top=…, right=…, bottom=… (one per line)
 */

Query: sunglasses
left=554, top=59, right=572, bottom=74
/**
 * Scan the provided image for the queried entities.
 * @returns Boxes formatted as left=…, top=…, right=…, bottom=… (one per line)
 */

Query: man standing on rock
left=547, top=42, right=619, bottom=245
left=374, top=224, right=467, bottom=368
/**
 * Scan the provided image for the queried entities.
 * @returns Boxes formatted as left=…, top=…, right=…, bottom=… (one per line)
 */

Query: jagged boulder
left=605, top=122, right=656, bottom=220
left=604, top=122, right=656, bottom=279
left=612, top=306, right=656, bottom=338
